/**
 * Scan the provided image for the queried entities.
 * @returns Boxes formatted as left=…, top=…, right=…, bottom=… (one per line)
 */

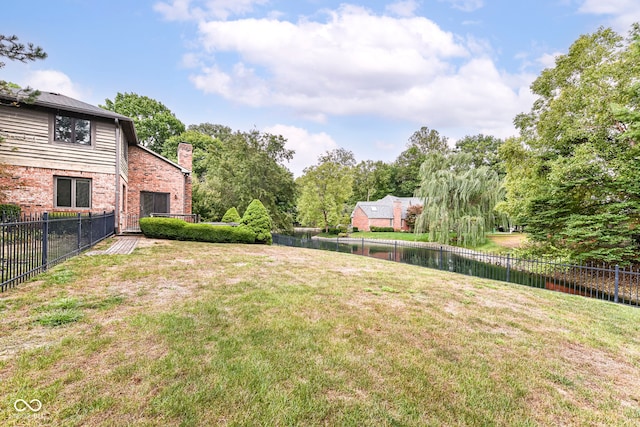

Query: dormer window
left=54, top=114, right=91, bottom=145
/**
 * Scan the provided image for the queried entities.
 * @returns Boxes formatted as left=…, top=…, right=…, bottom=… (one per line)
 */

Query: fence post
left=439, top=246, right=443, bottom=270
left=42, top=212, right=49, bottom=270
left=77, top=213, right=82, bottom=250
left=336, top=237, right=339, bottom=252
left=89, top=212, right=93, bottom=246
left=506, top=254, right=511, bottom=283
left=615, top=265, right=619, bottom=303
left=361, top=238, right=364, bottom=256
left=394, top=241, right=397, bottom=262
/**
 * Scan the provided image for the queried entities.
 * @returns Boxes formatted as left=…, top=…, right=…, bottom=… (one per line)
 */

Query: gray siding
left=0, top=106, right=118, bottom=174
left=119, top=132, right=129, bottom=182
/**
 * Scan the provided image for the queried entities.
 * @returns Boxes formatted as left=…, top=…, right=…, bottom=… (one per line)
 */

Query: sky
left=2, top=0, right=640, bottom=176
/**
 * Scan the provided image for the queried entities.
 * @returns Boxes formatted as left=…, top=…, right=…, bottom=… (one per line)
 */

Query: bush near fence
left=0, top=204, right=21, bottom=221
left=139, top=217, right=256, bottom=244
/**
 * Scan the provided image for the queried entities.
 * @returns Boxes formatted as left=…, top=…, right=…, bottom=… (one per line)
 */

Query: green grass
left=0, top=240, right=639, bottom=426
left=36, top=308, right=84, bottom=326
left=332, top=231, right=521, bottom=253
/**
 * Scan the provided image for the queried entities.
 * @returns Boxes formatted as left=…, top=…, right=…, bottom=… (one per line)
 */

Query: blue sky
left=3, top=0, right=639, bottom=176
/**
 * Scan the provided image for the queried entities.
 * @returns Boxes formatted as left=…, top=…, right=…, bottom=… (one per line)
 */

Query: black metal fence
left=273, top=235, right=640, bottom=307
left=1, top=211, right=115, bottom=292
left=123, top=213, right=199, bottom=233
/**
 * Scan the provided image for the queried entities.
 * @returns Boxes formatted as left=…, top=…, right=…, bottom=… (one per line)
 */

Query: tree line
left=4, top=23, right=639, bottom=264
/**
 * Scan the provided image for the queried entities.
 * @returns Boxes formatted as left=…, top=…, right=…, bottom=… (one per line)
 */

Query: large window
left=55, top=177, right=91, bottom=208
left=54, top=115, right=91, bottom=145
left=140, top=191, right=170, bottom=218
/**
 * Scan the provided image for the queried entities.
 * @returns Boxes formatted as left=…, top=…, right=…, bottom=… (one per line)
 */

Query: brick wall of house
left=127, top=145, right=191, bottom=218
left=351, top=207, right=370, bottom=231
left=0, top=164, right=115, bottom=214
left=351, top=207, right=395, bottom=231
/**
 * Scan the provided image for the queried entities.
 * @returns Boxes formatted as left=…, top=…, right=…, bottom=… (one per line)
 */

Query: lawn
left=1, top=237, right=639, bottom=426
left=327, top=231, right=526, bottom=252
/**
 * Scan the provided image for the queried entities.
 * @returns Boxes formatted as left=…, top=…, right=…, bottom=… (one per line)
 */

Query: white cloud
left=385, top=0, right=420, bottom=17
left=537, top=52, right=562, bottom=69
left=262, top=124, right=338, bottom=177
left=22, top=70, right=85, bottom=100
left=439, top=0, right=484, bottom=12
left=577, top=0, right=640, bottom=32
left=181, top=4, right=535, bottom=139
left=154, top=0, right=268, bottom=21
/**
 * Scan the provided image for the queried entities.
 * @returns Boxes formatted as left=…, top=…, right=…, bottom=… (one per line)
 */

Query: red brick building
left=127, top=143, right=192, bottom=222
left=0, top=91, right=192, bottom=232
left=351, top=195, right=422, bottom=232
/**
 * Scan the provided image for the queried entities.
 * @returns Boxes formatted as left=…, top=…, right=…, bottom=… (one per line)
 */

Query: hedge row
left=139, top=217, right=256, bottom=244
left=370, top=226, right=395, bottom=232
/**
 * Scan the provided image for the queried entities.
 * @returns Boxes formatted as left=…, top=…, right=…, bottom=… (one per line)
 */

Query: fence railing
left=122, top=213, right=199, bottom=233
left=273, top=235, right=640, bottom=307
left=1, top=211, right=115, bottom=292
left=150, top=213, right=199, bottom=222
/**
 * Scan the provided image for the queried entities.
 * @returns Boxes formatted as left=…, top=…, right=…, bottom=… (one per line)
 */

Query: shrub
left=370, top=226, right=395, bottom=232
left=139, top=217, right=187, bottom=240
left=327, top=225, right=347, bottom=235
left=221, top=207, right=241, bottom=223
left=351, top=226, right=359, bottom=233
left=181, top=223, right=255, bottom=244
left=0, top=204, right=20, bottom=221
left=240, top=199, right=272, bottom=244
left=139, top=217, right=256, bottom=244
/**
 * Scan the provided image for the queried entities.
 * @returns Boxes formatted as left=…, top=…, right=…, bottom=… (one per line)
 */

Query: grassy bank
left=1, top=238, right=638, bottom=426
left=322, top=231, right=525, bottom=252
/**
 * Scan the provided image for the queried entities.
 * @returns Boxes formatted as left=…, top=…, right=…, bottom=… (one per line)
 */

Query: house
left=0, top=91, right=192, bottom=232
left=351, top=195, right=422, bottom=232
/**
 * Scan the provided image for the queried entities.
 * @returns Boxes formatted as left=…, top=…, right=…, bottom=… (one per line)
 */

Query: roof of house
left=351, top=195, right=422, bottom=219
left=0, top=90, right=138, bottom=144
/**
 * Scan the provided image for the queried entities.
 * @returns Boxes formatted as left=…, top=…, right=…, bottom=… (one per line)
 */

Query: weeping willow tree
left=415, top=152, right=505, bottom=247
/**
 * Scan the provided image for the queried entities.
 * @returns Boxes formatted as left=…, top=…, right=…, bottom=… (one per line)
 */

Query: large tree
left=101, top=92, right=185, bottom=153
left=393, top=126, right=449, bottom=197
left=501, top=24, right=640, bottom=263
left=416, top=152, right=504, bottom=247
left=0, top=34, right=47, bottom=102
left=297, top=149, right=355, bottom=231
left=349, top=160, right=394, bottom=204
left=194, top=127, right=296, bottom=232
left=454, top=134, right=504, bottom=177
left=161, top=129, right=219, bottom=177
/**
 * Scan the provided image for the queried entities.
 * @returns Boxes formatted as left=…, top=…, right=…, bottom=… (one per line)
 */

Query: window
left=140, top=192, right=170, bottom=218
left=54, top=115, right=91, bottom=145
left=55, top=177, right=91, bottom=208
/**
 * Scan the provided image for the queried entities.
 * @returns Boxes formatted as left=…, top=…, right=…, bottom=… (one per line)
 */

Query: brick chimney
left=177, top=142, right=193, bottom=172
left=393, top=199, right=402, bottom=231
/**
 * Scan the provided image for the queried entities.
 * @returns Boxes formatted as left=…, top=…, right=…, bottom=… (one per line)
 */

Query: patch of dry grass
left=0, top=237, right=639, bottom=426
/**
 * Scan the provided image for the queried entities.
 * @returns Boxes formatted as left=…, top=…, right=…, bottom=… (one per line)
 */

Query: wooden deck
left=86, top=236, right=140, bottom=255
